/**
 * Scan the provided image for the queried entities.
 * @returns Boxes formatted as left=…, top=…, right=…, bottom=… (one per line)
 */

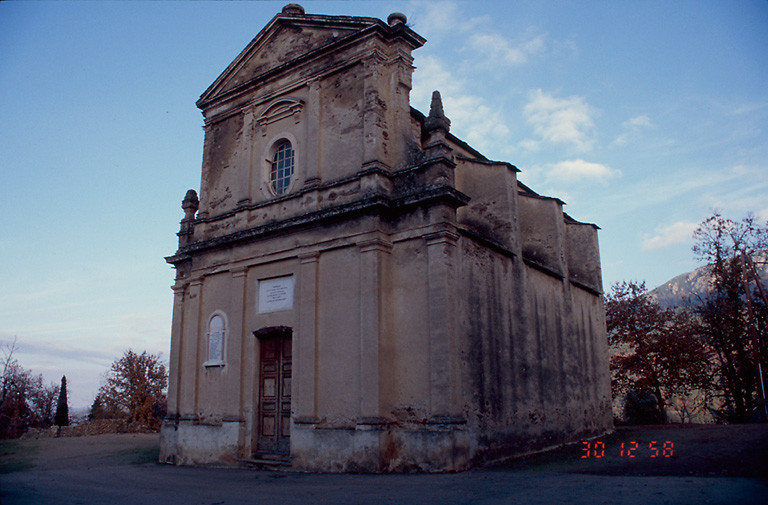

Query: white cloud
left=642, top=221, right=698, bottom=251
left=517, top=138, right=540, bottom=152
left=523, top=89, right=596, bottom=152
left=613, top=133, right=629, bottom=146
left=469, top=32, right=545, bottom=66
left=544, top=159, right=620, bottom=182
left=412, top=56, right=511, bottom=154
left=729, top=101, right=768, bottom=116
left=407, top=1, right=488, bottom=38
left=623, top=114, right=652, bottom=129
left=444, top=94, right=511, bottom=150
left=614, top=114, right=652, bottom=145
left=728, top=164, right=764, bottom=177
left=698, top=164, right=768, bottom=218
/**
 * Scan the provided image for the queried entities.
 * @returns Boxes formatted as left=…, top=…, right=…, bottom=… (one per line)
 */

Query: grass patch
left=0, top=439, right=39, bottom=474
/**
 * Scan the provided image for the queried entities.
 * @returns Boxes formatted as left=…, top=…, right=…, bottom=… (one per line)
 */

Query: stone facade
left=160, top=4, right=612, bottom=472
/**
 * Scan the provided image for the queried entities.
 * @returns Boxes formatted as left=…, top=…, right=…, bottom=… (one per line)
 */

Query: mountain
left=649, top=252, right=768, bottom=309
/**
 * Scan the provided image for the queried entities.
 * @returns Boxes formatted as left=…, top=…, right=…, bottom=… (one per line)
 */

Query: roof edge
left=198, top=10, right=425, bottom=109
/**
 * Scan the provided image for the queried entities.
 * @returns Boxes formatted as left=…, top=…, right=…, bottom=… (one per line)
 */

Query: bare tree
left=1, top=338, right=59, bottom=437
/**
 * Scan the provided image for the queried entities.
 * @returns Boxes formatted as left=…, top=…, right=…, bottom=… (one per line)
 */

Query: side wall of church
left=455, top=241, right=612, bottom=465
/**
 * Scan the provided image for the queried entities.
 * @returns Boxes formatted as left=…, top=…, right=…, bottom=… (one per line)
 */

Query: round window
left=270, top=140, right=294, bottom=195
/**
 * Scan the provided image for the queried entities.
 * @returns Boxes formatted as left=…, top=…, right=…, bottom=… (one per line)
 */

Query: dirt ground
left=1, top=424, right=767, bottom=504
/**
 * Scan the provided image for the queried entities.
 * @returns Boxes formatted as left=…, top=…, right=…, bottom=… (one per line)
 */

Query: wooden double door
left=256, top=330, right=292, bottom=456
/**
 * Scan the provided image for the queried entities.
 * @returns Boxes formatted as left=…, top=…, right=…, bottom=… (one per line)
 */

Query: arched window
left=205, top=313, right=226, bottom=366
left=270, top=140, right=294, bottom=195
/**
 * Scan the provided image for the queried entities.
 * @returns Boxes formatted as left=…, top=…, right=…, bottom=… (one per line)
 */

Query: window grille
left=270, top=141, right=294, bottom=195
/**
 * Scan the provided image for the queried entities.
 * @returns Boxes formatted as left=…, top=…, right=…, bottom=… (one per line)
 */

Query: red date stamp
left=580, top=440, right=674, bottom=458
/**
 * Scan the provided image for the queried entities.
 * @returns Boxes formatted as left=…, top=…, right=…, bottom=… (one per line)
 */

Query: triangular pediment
left=198, top=12, right=387, bottom=109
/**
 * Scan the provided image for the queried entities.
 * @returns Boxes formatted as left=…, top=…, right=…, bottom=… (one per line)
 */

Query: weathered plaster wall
left=198, top=114, right=243, bottom=217
left=237, top=24, right=357, bottom=83
left=316, top=246, right=362, bottom=424
left=319, top=65, right=364, bottom=178
left=455, top=158, right=520, bottom=252
left=518, top=194, right=566, bottom=276
left=566, top=284, right=612, bottom=432
left=566, top=221, right=603, bottom=292
left=387, top=238, right=430, bottom=424
left=454, top=236, right=612, bottom=465
left=159, top=420, right=243, bottom=465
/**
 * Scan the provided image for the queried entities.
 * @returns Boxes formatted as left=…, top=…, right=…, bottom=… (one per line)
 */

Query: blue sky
left=1, top=0, right=766, bottom=408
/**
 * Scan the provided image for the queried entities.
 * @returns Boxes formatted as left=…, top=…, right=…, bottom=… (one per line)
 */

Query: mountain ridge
left=649, top=252, right=768, bottom=309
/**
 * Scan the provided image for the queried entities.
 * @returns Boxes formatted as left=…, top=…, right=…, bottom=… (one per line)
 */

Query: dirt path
left=1, top=425, right=766, bottom=505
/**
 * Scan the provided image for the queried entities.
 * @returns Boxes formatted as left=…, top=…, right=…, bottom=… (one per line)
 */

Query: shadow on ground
left=1, top=425, right=767, bottom=505
left=495, top=424, right=768, bottom=479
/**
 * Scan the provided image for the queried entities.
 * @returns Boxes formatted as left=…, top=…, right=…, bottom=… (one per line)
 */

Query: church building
left=160, top=4, right=611, bottom=472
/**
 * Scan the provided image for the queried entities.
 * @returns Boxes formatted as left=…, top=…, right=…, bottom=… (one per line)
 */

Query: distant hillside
left=649, top=252, right=768, bottom=309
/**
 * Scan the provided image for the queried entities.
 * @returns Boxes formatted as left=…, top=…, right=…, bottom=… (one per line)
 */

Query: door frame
left=253, top=326, right=292, bottom=457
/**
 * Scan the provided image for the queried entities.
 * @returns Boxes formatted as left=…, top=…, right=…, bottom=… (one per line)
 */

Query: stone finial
left=182, top=189, right=199, bottom=221
left=424, top=90, right=450, bottom=134
left=387, top=12, right=407, bottom=26
left=282, top=4, right=305, bottom=15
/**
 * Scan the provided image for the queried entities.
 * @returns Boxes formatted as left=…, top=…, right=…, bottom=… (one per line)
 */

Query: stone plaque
left=258, top=276, right=295, bottom=313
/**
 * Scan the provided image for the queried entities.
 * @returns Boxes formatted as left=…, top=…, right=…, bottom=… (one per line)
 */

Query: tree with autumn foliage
left=606, top=281, right=712, bottom=424
left=97, top=349, right=168, bottom=428
left=692, top=213, right=768, bottom=422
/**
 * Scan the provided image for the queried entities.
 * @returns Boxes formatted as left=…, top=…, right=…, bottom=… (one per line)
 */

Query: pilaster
left=425, top=230, right=461, bottom=419
left=167, top=283, right=187, bottom=416
left=196, top=125, right=213, bottom=220
left=304, top=79, right=322, bottom=187
left=235, top=109, right=255, bottom=207
left=358, top=237, right=392, bottom=422
left=362, top=51, right=390, bottom=167
left=295, top=251, right=320, bottom=423
left=179, top=279, right=203, bottom=417
left=226, top=268, right=247, bottom=421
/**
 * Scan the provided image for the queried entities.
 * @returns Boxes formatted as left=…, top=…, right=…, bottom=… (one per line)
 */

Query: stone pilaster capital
left=358, top=237, right=393, bottom=254
left=424, top=229, right=460, bottom=246
left=298, top=251, right=320, bottom=264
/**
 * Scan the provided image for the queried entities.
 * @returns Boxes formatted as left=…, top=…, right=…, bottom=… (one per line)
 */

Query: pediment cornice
left=197, top=11, right=424, bottom=111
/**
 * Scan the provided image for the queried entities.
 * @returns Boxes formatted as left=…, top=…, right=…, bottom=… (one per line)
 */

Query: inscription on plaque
left=258, top=276, right=295, bottom=313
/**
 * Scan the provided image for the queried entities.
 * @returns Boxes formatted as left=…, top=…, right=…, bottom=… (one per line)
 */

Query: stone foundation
left=290, top=421, right=471, bottom=472
left=159, top=419, right=243, bottom=466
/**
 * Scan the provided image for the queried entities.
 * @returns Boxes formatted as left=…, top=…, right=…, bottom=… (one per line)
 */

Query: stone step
left=238, top=455, right=291, bottom=470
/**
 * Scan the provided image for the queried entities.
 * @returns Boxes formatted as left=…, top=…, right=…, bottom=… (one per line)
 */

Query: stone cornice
left=458, top=227, right=517, bottom=260
left=190, top=164, right=392, bottom=226
left=166, top=185, right=468, bottom=266
left=522, top=256, right=565, bottom=280
left=189, top=159, right=461, bottom=228
left=570, top=278, right=603, bottom=296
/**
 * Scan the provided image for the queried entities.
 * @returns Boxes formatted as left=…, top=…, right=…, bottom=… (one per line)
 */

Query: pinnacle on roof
left=424, top=90, right=451, bottom=134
